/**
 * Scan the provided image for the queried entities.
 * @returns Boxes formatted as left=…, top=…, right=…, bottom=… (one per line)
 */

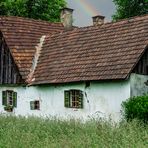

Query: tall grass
left=0, top=115, right=148, bottom=148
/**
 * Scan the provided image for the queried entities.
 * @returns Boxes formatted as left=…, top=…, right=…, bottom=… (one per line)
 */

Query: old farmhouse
left=0, top=8, right=148, bottom=121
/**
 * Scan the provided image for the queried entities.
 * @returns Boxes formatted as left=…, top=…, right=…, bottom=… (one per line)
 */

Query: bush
left=122, top=95, right=148, bottom=122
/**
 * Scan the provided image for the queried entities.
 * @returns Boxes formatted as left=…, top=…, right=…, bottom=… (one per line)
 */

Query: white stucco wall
left=0, top=80, right=130, bottom=121
left=130, top=73, right=148, bottom=97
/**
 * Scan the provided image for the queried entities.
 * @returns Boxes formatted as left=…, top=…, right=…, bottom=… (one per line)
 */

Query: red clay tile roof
left=32, top=14, right=148, bottom=84
left=0, top=16, right=64, bottom=81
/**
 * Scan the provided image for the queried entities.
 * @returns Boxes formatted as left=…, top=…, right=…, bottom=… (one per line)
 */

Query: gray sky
left=66, top=0, right=116, bottom=26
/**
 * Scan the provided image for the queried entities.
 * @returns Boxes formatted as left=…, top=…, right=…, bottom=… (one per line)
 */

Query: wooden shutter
left=35, top=101, right=40, bottom=110
left=30, top=101, right=35, bottom=110
left=13, top=92, right=17, bottom=107
left=64, top=91, right=70, bottom=107
left=2, top=91, right=7, bottom=106
left=78, top=90, right=83, bottom=108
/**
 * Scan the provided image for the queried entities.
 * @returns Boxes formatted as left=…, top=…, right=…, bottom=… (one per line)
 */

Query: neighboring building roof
left=0, top=16, right=64, bottom=81
left=32, top=14, right=148, bottom=84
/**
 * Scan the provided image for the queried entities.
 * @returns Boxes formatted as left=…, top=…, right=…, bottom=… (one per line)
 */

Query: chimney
left=61, top=7, right=74, bottom=30
left=92, top=15, right=105, bottom=26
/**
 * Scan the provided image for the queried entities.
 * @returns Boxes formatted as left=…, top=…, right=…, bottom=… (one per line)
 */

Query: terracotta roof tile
left=32, top=14, right=148, bottom=84
left=0, top=16, right=64, bottom=81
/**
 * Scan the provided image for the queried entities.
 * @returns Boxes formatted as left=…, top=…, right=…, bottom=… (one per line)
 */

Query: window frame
left=2, top=90, right=17, bottom=108
left=30, top=100, right=40, bottom=110
left=64, top=89, right=83, bottom=109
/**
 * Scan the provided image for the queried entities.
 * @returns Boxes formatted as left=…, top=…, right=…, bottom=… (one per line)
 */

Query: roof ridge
left=44, top=13, right=148, bottom=35
left=0, top=15, right=62, bottom=25
left=44, top=13, right=148, bottom=38
left=27, top=35, right=46, bottom=84
left=105, top=13, right=148, bottom=25
left=79, top=13, right=148, bottom=30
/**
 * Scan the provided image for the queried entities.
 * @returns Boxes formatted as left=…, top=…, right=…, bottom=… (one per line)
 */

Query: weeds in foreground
left=0, top=115, right=148, bottom=148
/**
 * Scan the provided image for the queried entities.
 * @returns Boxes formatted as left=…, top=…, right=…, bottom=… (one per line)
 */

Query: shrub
left=121, top=95, right=148, bottom=123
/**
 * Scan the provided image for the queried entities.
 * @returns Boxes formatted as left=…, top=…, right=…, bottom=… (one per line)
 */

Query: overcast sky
left=66, top=0, right=116, bottom=26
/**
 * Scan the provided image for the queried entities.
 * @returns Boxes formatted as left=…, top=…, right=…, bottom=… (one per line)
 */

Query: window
left=2, top=90, right=17, bottom=108
left=30, top=100, right=40, bottom=110
left=64, top=90, right=83, bottom=108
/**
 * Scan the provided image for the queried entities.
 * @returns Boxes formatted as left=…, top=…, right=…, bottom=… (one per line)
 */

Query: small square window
left=30, top=100, right=40, bottom=110
left=64, top=90, right=83, bottom=108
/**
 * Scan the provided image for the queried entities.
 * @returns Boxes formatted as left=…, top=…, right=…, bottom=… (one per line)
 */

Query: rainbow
left=75, top=0, right=99, bottom=16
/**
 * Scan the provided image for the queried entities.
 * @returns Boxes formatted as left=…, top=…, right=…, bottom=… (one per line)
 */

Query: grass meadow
left=0, top=115, right=148, bottom=148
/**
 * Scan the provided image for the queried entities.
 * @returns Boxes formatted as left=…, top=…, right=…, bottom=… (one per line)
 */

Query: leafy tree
left=112, top=0, right=148, bottom=20
left=0, top=0, right=66, bottom=22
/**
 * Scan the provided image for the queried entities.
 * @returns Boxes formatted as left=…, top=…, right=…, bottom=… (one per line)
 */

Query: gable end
left=0, top=32, right=23, bottom=84
left=132, top=46, right=148, bottom=75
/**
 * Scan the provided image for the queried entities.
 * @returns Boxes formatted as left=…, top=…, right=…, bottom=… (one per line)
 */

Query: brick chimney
left=92, top=15, right=105, bottom=26
left=61, top=8, right=74, bottom=30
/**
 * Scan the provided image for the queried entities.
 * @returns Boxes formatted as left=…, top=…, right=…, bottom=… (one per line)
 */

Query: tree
left=112, top=0, right=148, bottom=21
left=0, top=0, right=66, bottom=22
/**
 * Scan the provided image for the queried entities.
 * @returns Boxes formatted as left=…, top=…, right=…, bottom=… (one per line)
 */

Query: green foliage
left=0, top=0, right=66, bottom=22
left=0, top=115, right=148, bottom=147
left=122, top=95, right=148, bottom=123
left=112, top=0, right=148, bottom=20
left=4, top=105, right=13, bottom=112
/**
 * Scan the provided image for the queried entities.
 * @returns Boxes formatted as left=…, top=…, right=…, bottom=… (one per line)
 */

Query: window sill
left=4, top=110, right=13, bottom=112
left=73, top=108, right=79, bottom=111
left=65, top=107, right=83, bottom=110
